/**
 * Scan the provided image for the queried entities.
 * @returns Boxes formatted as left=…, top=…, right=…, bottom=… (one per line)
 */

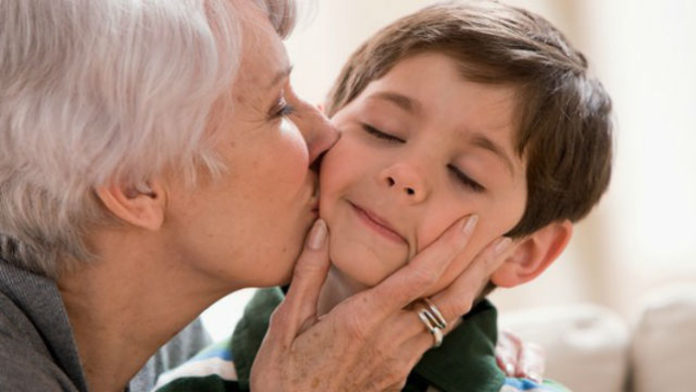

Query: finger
left=495, top=351, right=516, bottom=378
left=364, top=309, right=463, bottom=390
left=495, top=330, right=521, bottom=376
left=346, top=215, right=478, bottom=326
left=271, top=219, right=331, bottom=340
left=376, top=306, right=460, bottom=360
left=430, top=236, right=512, bottom=322
left=517, top=341, right=545, bottom=382
left=500, top=329, right=523, bottom=347
left=393, top=319, right=443, bottom=370
left=367, top=306, right=443, bottom=348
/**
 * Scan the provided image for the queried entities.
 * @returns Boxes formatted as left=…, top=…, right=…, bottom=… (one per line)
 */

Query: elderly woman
left=0, top=1, right=507, bottom=391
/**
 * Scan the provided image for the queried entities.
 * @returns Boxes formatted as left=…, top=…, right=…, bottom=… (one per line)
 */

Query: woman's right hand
left=250, top=216, right=510, bottom=391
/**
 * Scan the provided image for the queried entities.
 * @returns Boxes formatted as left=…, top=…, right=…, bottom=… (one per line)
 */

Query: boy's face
left=320, top=52, right=528, bottom=292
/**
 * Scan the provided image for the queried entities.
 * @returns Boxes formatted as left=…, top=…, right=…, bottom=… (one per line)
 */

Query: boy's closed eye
left=361, top=123, right=403, bottom=142
left=361, top=123, right=485, bottom=193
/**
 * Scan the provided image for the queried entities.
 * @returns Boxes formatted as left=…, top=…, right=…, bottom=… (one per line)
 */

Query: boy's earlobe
left=490, top=220, right=573, bottom=288
left=94, top=179, right=166, bottom=231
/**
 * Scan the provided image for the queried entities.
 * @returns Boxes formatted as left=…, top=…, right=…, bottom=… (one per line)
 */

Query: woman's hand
left=250, top=216, right=510, bottom=391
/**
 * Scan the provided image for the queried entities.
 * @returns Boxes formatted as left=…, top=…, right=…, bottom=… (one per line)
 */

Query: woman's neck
left=57, top=229, right=235, bottom=392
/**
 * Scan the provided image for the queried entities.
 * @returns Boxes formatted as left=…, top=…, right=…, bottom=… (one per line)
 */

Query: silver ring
left=417, top=309, right=443, bottom=348
left=422, top=298, right=447, bottom=329
left=432, top=326, right=443, bottom=348
left=417, top=309, right=438, bottom=334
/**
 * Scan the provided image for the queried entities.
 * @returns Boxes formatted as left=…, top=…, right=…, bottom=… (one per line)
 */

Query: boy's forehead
left=377, top=53, right=519, bottom=115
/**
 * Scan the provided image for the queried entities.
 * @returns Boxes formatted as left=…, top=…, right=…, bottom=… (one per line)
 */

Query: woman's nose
left=381, top=163, right=429, bottom=204
left=296, top=103, right=339, bottom=165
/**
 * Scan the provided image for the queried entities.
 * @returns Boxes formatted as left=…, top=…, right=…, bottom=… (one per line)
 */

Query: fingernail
left=505, top=363, right=515, bottom=377
left=307, top=219, right=327, bottom=250
left=462, top=215, right=478, bottom=235
left=494, top=237, right=512, bottom=255
left=527, top=371, right=542, bottom=383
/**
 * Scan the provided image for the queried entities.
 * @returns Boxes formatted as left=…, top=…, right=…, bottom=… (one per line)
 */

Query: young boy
left=155, top=1, right=611, bottom=391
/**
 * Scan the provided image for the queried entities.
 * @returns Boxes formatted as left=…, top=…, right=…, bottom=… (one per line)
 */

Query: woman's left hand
left=250, top=215, right=507, bottom=391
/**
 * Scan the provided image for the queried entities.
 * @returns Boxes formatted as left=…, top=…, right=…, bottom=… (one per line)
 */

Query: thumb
left=274, top=219, right=331, bottom=338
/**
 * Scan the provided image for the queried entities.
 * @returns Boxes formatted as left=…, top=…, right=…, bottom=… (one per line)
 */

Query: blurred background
left=202, top=0, right=696, bottom=347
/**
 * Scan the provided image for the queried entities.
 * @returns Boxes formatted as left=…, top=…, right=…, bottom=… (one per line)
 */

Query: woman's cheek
left=278, top=118, right=311, bottom=179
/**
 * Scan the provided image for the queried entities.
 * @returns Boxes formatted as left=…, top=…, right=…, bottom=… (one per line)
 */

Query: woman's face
left=320, top=52, right=528, bottom=293
left=163, top=3, right=336, bottom=290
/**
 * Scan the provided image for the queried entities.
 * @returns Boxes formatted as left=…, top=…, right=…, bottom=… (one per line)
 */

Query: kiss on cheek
left=319, top=52, right=528, bottom=292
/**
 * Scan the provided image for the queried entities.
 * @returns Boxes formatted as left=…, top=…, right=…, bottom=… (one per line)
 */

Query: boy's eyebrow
left=368, top=91, right=422, bottom=114
left=470, top=133, right=515, bottom=176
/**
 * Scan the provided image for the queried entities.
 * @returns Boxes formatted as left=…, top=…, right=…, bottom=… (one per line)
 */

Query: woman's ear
left=94, top=179, right=167, bottom=231
left=490, top=220, right=573, bottom=288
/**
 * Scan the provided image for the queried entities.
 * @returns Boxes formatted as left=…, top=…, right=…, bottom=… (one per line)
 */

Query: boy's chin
left=327, top=264, right=373, bottom=293
left=329, top=250, right=406, bottom=289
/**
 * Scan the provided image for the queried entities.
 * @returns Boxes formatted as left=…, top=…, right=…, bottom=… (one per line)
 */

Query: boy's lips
left=349, top=202, right=406, bottom=244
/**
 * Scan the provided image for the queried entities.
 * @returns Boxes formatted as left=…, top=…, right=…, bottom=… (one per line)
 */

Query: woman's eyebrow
left=267, top=65, right=294, bottom=89
left=367, top=91, right=422, bottom=115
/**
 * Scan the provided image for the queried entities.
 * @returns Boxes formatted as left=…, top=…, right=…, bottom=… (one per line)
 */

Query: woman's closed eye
left=448, top=165, right=485, bottom=193
left=362, top=123, right=404, bottom=143
left=269, top=96, right=295, bottom=120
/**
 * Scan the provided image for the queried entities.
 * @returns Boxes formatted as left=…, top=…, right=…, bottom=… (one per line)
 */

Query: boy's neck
left=317, top=265, right=370, bottom=317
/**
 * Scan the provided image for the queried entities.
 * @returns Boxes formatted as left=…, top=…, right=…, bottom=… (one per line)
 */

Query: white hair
left=0, top=0, right=297, bottom=279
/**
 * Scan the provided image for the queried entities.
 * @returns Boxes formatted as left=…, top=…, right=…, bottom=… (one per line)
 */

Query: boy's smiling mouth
left=348, top=201, right=407, bottom=244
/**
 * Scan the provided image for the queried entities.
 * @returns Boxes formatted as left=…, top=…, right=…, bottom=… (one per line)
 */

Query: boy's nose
left=381, top=163, right=429, bottom=204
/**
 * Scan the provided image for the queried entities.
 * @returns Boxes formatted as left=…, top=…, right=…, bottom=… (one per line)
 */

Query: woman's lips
left=350, top=202, right=406, bottom=244
left=308, top=184, right=319, bottom=214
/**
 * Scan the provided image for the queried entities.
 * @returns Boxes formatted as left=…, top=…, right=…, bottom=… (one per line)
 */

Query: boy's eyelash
left=362, top=123, right=484, bottom=193
left=448, top=165, right=486, bottom=193
left=362, top=124, right=403, bottom=142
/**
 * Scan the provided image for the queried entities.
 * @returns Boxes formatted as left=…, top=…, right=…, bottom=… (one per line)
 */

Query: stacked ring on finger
left=415, top=298, right=447, bottom=348
left=422, top=298, right=447, bottom=329
left=416, top=309, right=443, bottom=347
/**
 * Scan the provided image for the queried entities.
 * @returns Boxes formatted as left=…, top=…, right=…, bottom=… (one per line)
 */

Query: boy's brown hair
left=325, top=0, right=613, bottom=237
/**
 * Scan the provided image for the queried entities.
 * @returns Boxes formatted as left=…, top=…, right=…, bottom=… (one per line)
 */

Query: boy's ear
left=94, top=179, right=166, bottom=231
left=490, top=220, right=573, bottom=288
